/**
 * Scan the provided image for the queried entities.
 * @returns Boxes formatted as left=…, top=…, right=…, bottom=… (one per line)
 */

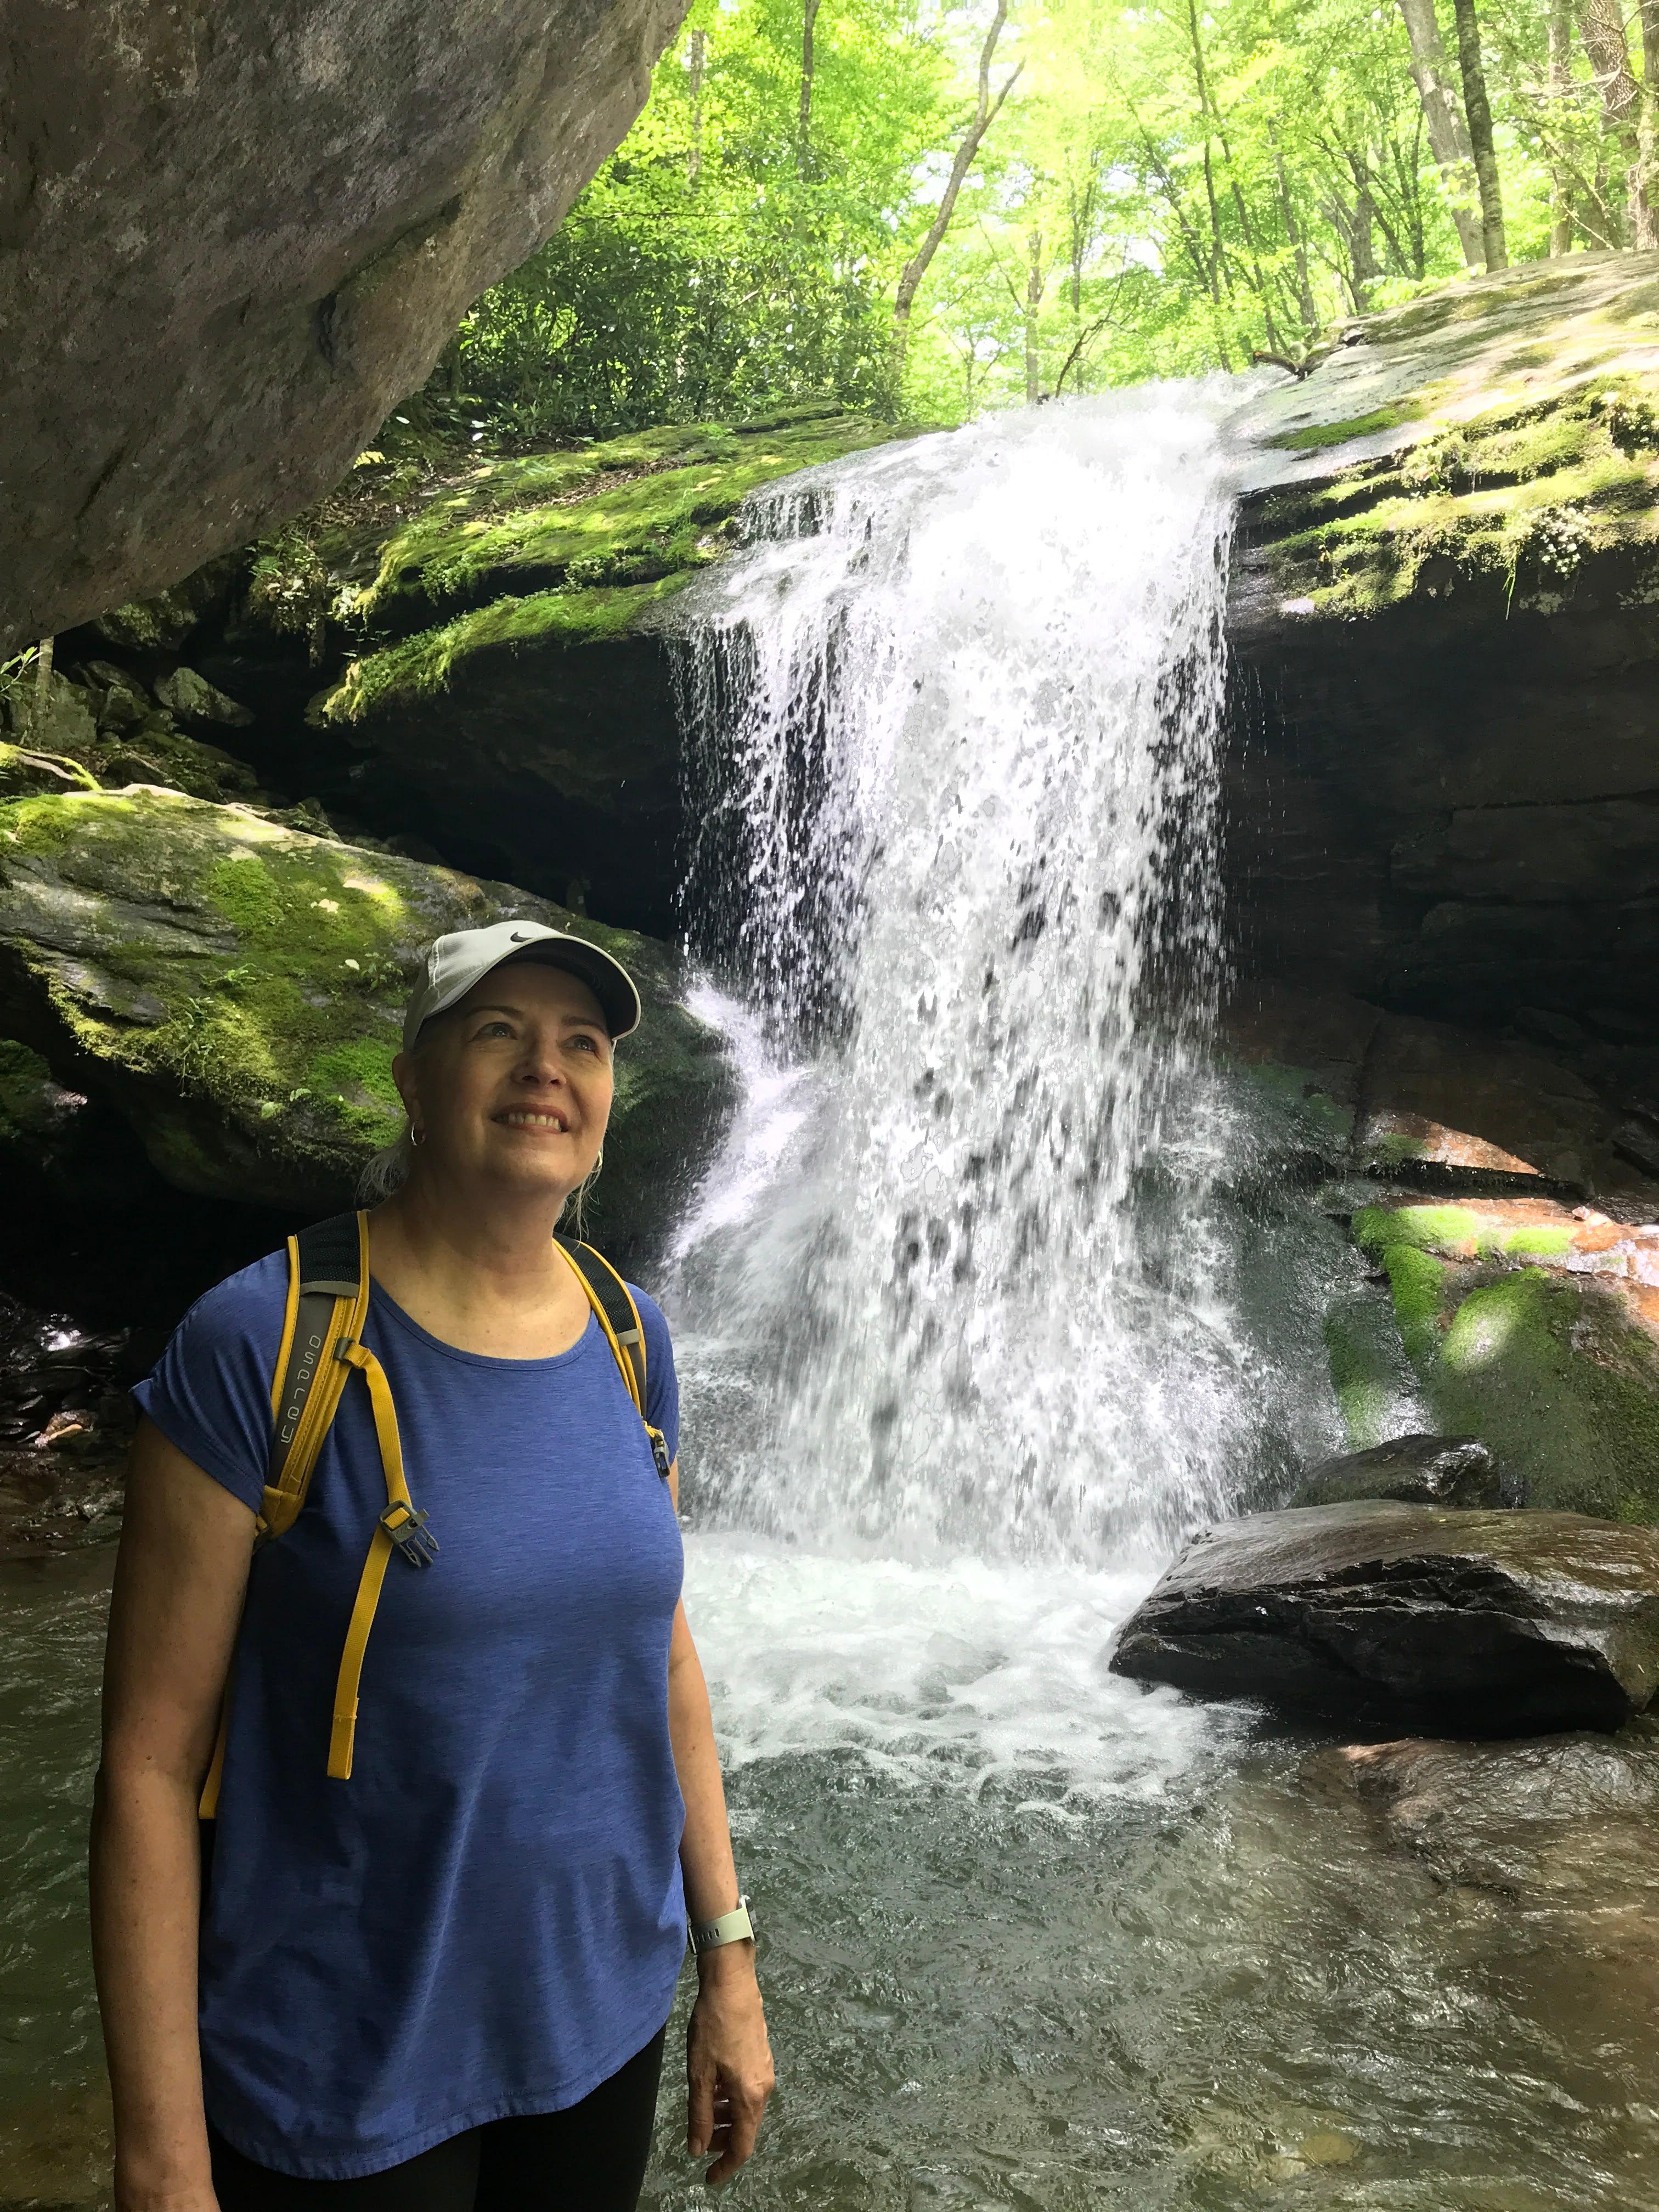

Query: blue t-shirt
left=133, top=1251, right=686, bottom=2180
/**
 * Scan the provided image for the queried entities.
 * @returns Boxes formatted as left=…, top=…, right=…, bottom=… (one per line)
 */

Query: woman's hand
left=686, top=1945, right=774, bottom=2186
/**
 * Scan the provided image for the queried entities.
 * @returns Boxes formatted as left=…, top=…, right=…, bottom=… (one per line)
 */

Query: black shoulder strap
left=267, top=1211, right=368, bottom=1500
left=554, top=1233, right=648, bottom=1410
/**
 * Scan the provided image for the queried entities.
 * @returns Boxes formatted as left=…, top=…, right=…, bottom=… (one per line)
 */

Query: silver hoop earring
left=408, top=1122, right=426, bottom=1150
left=591, top=1146, right=603, bottom=1179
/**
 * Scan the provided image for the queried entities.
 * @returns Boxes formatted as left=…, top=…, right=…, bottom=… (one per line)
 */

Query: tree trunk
left=687, top=28, right=706, bottom=187
left=798, top=0, right=822, bottom=180
left=1639, top=0, right=1659, bottom=244
left=1577, top=0, right=1654, bottom=246
left=1349, top=156, right=1380, bottom=312
left=1449, top=0, right=1508, bottom=268
left=1396, top=0, right=1485, bottom=266
left=31, top=637, right=53, bottom=742
left=1024, top=230, right=1045, bottom=404
left=1549, top=0, right=1575, bottom=250
left=890, top=0, right=1021, bottom=394
left=1270, top=126, right=1320, bottom=341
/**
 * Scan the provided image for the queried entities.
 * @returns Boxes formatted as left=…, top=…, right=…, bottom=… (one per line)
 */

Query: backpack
left=199, top=1209, right=672, bottom=1814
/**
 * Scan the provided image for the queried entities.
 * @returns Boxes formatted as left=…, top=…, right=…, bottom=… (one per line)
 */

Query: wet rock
left=1109, top=1502, right=1659, bottom=1734
left=1290, top=1434, right=1504, bottom=1510
left=1308, top=1724, right=1659, bottom=1908
left=0, top=786, right=732, bottom=1263
left=1227, top=256, right=1659, bottom=1041
left=1352, top=1197, right=1659, bottom=1521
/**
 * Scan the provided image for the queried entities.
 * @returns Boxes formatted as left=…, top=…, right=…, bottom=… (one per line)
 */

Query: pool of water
left=5, top=1536, right=1658, bottom=2209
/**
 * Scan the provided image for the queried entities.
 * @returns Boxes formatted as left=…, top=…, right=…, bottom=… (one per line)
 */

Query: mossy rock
left=1235, top=254, right=1659, bottom=630
left=0, top=789, right=732, bottom=1261
left=1349, top=1202, right=1659, bottom=1522
left=295, top=411, right=917, bottom=725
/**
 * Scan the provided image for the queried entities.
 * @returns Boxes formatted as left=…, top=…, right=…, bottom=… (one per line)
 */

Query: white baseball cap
left=401, top=921, right=642, bottom=1052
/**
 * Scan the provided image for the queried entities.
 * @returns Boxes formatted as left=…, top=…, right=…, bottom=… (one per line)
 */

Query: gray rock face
left=1290, top=1434, right=1504, bottom=1510
left=1110, top=1502, right=1659, bottom=1734
left=2, top=0, right=691, bottom=652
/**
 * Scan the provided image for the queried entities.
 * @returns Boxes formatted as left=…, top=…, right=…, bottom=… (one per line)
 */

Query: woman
left=90, top=919, right=774, bottom=2210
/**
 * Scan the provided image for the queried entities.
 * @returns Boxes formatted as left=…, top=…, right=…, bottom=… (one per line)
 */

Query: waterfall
left=666, top=390, right=1269, bottom=1567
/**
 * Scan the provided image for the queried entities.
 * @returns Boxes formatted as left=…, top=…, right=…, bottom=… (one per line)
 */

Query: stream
left=4, top=391, right=1658, bottom=2208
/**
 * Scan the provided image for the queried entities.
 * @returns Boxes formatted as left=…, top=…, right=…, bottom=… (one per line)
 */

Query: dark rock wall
left=2, top=0, right=691, bottom=652
left=1229, top=543, right=1659, bottom=1036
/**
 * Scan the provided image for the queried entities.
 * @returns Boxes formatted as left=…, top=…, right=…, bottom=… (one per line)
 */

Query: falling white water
left=666, top=390, right=1295, bottom=1578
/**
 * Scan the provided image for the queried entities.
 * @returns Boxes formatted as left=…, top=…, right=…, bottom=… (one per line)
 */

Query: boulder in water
left=1109, top=1502, right=1659, bottom=1734
left=1289, top=1434, right=1505, bottom=1510
left=1307, top=1725, right=1659, bottom=1912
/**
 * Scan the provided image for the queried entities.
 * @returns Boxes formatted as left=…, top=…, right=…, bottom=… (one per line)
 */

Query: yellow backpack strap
left=261, top=1211, right=372, bottom=1540
left=552, top=1236, right=672, bottom=1480
left=200, top=1212, right=373, bottom=1818
left=327, top=1338, right=435, bottom=1780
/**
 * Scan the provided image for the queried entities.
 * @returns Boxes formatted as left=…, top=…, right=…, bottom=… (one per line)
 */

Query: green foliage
left=456, top=0, right=951, bottom=438
left=430, top=0, right=1649, bottom=432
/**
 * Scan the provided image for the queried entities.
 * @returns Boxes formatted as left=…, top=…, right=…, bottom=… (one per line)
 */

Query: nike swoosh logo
left=510, top=930, right=534, bottom=942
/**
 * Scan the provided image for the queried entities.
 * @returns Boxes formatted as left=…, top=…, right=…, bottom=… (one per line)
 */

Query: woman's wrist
left=695, top=1936, right=758, bottom=1987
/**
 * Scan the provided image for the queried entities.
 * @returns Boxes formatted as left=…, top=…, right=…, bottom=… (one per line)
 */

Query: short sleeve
left=131, top=1251, right=290, bottom=1514
left=630, top=1287, right=680, bottom=1464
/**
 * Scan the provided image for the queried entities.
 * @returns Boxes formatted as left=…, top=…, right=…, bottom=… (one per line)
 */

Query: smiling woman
left=87, top=922, right=772, bottom=2212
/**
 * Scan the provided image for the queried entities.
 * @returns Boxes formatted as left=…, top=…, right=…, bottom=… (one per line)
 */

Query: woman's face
left=393, top=960, right=614, bottom=1200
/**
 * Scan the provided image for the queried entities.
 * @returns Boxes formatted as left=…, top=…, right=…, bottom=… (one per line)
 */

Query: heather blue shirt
left=133, top=1251, right=685, bottom=2179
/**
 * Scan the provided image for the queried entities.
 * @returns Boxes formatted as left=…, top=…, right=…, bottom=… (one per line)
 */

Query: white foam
left=682, top=1532, right=1231, bottom=1810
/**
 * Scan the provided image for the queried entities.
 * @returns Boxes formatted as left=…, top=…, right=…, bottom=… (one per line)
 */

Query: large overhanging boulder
left=0, top=787, right=732, bottom=1262
left=2, top=0, right=691, bottom=653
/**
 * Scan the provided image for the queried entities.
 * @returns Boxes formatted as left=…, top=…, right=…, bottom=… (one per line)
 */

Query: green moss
left=1270, top=404, right=1415, bottom=452
left=1262, top=376, right=1659, bottom=620
left=1497, top=1222, right=1573, bottom=1258
left=1429, top=1271, right=1659, bottom=1521
left=318, top=577, right=689, bottom=724
left=1324, top=1303, right=1402, bottom=1450
left=1354, top=1203, right=1480, bottom=1255
left=1381, top=1244, right=1447, bottom=1366
left=0, top=1039, right=60, bottom=1146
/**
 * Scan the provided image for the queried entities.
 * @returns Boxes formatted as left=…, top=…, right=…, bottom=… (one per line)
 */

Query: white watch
left=689, top=1894, right=756, bottom=1955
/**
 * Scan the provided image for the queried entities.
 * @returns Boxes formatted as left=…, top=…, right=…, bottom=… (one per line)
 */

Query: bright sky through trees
left=451, top=0, right=1659, bottom=431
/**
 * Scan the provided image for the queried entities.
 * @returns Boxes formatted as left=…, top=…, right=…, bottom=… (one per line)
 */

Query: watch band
left=689, top=1895, right=755, bottom=1955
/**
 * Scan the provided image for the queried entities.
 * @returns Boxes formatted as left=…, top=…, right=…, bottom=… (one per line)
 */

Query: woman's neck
left=366, top=1175, right=592, bottom=1358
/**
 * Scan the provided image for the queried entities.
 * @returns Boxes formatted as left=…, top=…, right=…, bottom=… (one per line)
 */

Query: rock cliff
left=2, top=0, right=691, bottom=652
left=1229, top=254, right=1659, bottom=1040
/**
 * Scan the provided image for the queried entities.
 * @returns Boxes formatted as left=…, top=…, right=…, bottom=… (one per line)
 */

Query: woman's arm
left=666, top=1466, right=774, bottom=2186
left=91, top=1417, right=256, bottom=2212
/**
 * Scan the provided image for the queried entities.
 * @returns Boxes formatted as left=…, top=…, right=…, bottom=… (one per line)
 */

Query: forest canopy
left=445, top=0, right=1659, bottom=433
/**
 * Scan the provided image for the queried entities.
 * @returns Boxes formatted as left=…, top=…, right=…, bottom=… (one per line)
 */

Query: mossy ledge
left=1237, top=254, right=1659, bottom=627
left=297, top=410, right=915, bottom=726
left=0, top=788, right=732, bottom=1258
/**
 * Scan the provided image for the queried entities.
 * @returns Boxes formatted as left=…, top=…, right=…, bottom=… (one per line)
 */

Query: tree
left=1396, top=0, right=1485, bottom=264
left=1576, top=0, right=1656, bottom=247
left=890, top=1, right=1022, bottom=392
left=1449, top=0, right=1509, bottom=266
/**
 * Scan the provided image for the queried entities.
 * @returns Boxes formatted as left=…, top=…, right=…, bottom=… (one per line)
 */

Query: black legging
left=208, top=2025, right=668, bottom=2212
